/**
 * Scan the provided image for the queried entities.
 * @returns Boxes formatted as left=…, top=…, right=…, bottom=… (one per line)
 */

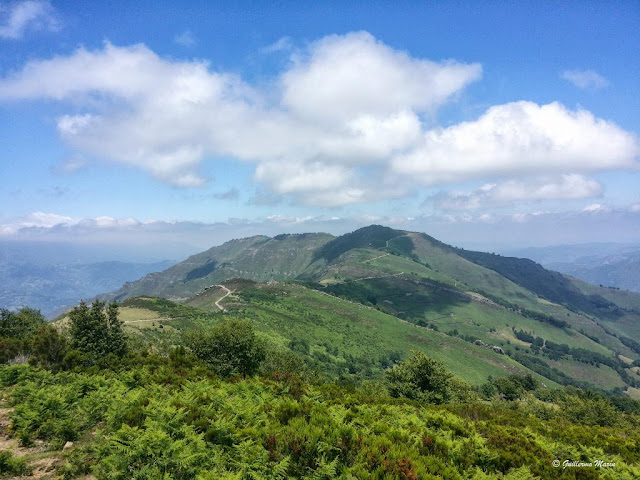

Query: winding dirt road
left=214, top=284, right=232, bottom=311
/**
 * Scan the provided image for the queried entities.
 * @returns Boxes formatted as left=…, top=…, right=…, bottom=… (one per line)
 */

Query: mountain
left=107, top=233, right=333, bottom=301
left=505, top=243, right=640, bottom=293
left=0, top=259, right=174, bottom=317
left=104, top=225, right=640, bottom=393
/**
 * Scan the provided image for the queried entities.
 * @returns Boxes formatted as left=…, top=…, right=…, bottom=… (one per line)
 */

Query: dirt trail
left=363, top=253, right=390, bottom=263
left=214, top=284, right=233, bottom=311
left=352, top=272, right=404, bottom=282
left=0, top=407, right=68, bottom=480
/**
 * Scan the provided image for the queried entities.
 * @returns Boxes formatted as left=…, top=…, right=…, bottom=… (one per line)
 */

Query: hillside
left=102, top=225, right=640, bottom=393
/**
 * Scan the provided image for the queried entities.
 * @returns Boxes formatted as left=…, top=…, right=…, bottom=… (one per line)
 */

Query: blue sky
left=0, top=0, right=639, bottom=258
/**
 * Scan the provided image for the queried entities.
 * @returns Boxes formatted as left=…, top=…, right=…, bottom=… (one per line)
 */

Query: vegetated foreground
left=1, top=302, right=640, bottom=479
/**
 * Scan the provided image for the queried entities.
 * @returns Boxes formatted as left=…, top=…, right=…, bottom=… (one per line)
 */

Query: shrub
left=386, top=351, right=456, bottom=404
left=30, top=324, right=69, bottom=370
left=0, top=450, right=31, bottom=476
left=184, top=319, right=265, bottom=377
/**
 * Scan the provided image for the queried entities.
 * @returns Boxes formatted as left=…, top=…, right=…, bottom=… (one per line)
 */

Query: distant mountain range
left=0, top=259, right=174, bottom=317
left=506, top=243, right=640, bottom=293
left=102, top=225, right=640, bottom=393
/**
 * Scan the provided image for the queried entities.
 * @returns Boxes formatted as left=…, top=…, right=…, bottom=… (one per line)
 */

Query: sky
left=0, top=0, right=639, bottom=260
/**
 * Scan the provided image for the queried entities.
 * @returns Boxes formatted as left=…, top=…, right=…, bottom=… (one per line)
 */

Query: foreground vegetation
left=1, top=304, right=640, bottom=478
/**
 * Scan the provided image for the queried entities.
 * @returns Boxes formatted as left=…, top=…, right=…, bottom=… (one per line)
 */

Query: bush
left=386, top=351, right=456, bottom=404
left=30, top=324, right=69, bottom=370
left=184, top=319, right=265, bottom=377
left=0, top=450, right=31, bottom=476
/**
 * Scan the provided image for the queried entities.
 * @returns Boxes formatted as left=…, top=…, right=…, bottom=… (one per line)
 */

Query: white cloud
left=0, top=33, right=637, bottom=208
left=281, top=31, right=482, bottom=123
left=20, top=211, right=75, bottom=228
left=393, top=101, right=639, bottom=183
left=561, top=69, right=609, bottom=90
left=0, top=34, right=480, bottom=203
left=433, top=174, right=603, bottom=210
left=0, top=0, right=58, bottom=39
left=174, top=30, right=196, bottom=47
left=0, top=212, right=144, bottom=234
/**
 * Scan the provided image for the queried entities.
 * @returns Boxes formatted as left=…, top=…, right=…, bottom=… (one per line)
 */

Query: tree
left=30, top=325, right=69, bottom=370
left=386, top=351, right=455, bottom=404
left=0, top=307, right=46, bottom=364
left=69, top=300, right=127, bottom=360
left=184, top=319, right=265, bottom=377
left=0, top=307, right=45, bottom=340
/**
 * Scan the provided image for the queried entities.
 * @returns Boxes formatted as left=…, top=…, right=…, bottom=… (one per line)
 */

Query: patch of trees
left=480, top=374, right=538, bottom=401
left=512, top=329, right=634, bottom=386
left=237, top=288, right=280, bottom=304
left=513, top=329, right=544, bottom=347
left=511, top=352, right=591, bottom=389
left=69, top=300, right=127, bottom=360
left=620, top=336, right=640, bottom=356
left=183, top=260, right=218, bottom=281
left=313, top=225, right=403, bottom=262
left=0, top=307, right=68, bottom=368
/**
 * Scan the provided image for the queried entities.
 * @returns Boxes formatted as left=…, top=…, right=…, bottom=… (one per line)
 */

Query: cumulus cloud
left=0, top=0, right=58, bottom=39
left=0, top=33, right=481, bottom=203
left=0, top=33, right=637, bottom=207
left=280, top=32, right=482, bottom=123
left=433, top=174, right=603, bottom=210
left=393, top=101, right=639, bottom=183
left=561, top=69, right=609, bottom=90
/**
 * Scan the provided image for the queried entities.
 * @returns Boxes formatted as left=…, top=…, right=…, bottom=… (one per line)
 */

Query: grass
left=188, top=282, right=552, bottom=386
left=545, top=358, right=626, bottom=390
left=116, top=278, right=631, bottom=391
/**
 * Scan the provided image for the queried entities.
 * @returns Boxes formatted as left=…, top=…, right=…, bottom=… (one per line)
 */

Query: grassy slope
left=182, top=282, right=552, bottom=386
left=315, top=241, right=623, bottom=356
left=570, top=277, right=640, bottom=340
left=300, top=233, right=634, bottom=388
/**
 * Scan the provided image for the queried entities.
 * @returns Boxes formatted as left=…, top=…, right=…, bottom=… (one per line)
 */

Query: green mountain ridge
left=103, top=225, right=640, bottom=393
